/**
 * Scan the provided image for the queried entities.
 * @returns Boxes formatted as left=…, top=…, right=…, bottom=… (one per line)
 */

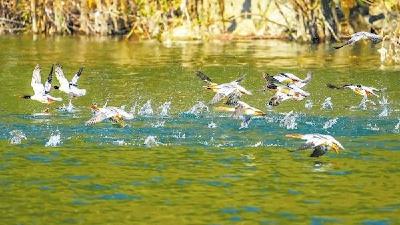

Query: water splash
left=280, top=111, right=298, bottom=130
left=9, top=130, right=27, bottom=145
left=208, top=121, right=217, bottom=128
left=45, top=131, right=61, bottom=147
left=251, top=142, right=263, bottom=147
left=172, top=132, right=186, bottom=139
left=305, top=99, right=313, bottom=110
left=151, top=120, right=165, bottom=128
left=112, top=140, right=127, bottom=146
left=358, top=97, right=367, bottom=110
left=239, top=117, right=251, bottom=129
left=129, top=101, right=139, bottom=115
left=144, top=136, right=160, bottom=147
left=159, top=101, right=171, bottom=117
left=366, top=123, right=380, bottom=131
left=394, top=119, right=400, bottom=133
left=323, top=118, right=338, bottom=130
left=186, top=101, right=209, bottom=116
left=378, top=95, right=390, bottom=117
left=139, top=100, right=153, bottom=116
left=58, top=100, right=76, bottom=113
left=321, top=97, right=333, bottom=110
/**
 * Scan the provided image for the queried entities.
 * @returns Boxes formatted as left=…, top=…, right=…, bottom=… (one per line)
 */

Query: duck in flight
left=334, top=31, right=382, bottom=49
left=196, top=71, right=252, bottom=105
left=263, top=72, right=312, bottom=88
left=23, top=64, right=62, bottom=104
left=263, top=72, right=311, bottom=106
left=85, top=103, right=134, bottom=127
left=286, top=134, right=344, bottom=157
left=327, top=83, right=380, bottom=98
left=215, top=100, right=266, bottom=128
left=54, top=64, right=86, bottom=97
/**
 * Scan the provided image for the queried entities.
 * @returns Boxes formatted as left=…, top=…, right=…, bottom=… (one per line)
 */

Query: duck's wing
left=85, top=111, right=109, bottom=126
left=287, top=84, right=310, bottom=96
left=268, top=91, right=289, bottom=106
left=232, top=101, right=246, bottom=118
left=31, top=64, right=45, bottom=95
left=364, top=32, right=382, bottom=44
left=234, top=74, right=246, bottom=83
left=210, top=92, right=226, bottom=105
left=225, top=89, right=242, bottom=105
left=279, top=73, right=301, bottom=82
left=70, top=67, right=84, bottom=87
left=44, top=65, right=54, bottom=94
left=54, top=64, right=70, bottom=89
left=196, top=71, right=213, bottom=84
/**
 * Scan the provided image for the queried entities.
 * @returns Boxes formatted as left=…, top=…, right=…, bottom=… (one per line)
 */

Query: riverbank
left=1, top=0, right=398, bottom=43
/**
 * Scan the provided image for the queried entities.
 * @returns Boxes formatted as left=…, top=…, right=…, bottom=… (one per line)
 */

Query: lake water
left=0, top=35, right=399, bottom=224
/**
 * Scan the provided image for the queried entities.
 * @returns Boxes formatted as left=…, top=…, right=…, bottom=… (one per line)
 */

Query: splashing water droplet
left=186, top=101, right=209, bottom=116
left=113, top=140, right=127, bottom=146
left=323, top=117, right=338, bottom=130
left=139, top=100, right=153, bottom=116
left=394, top=119, right=400, bottom=133
left=378, top=95, right=390, bottom=117
left=151, top=120, right=165, bottom=128
left=144, top=136, right=160, bottom=147
left=280, top=111, right=298, bottom=130
left=208, top=121, right=217, bottom=128
left=45, top=131, right=61, bottom=147
left=9, top=130, right=27, bottom=145
left=305, top=99, right=313, bottom=110
left=321, top=97, right=333, bottom=110
left=159, top=101, right=171, bottom=117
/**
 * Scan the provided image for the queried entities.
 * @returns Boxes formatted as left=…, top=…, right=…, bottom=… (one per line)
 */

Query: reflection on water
left=0, top=36, right=399, bottom=224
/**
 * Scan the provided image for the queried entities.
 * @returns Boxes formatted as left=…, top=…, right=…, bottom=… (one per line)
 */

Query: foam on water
left=45, top=131, right=62, bottom=147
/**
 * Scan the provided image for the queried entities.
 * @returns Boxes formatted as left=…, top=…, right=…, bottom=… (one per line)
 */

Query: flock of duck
left=22, top=32, right=388, bottom=157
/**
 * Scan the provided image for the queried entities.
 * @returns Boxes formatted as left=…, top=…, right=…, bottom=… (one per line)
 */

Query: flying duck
left=263, top=72, right=312, bottom=88
left=54, top=64, right=86, bottom=97
left=286, top=134, right=344, bottom=157
left=327, top=83, right=380, bottom=98
left=334, top=31, right=382, bottom=49
left=23, top=64, right=62, bottom=104
left=215, top=101, right=266, bottom=128
left=196, top=71, right=252, bottom=105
